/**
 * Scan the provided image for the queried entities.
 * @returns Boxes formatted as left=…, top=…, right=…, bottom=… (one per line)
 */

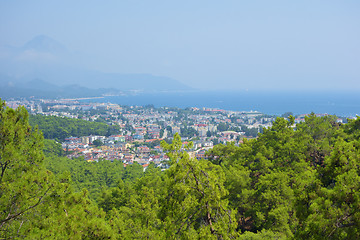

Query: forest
left=1, top=99, right=360, bottom=239
left=29, top=114, right=120, bottom=141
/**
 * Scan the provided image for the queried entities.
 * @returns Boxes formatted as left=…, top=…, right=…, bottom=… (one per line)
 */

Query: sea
left=82, top=90, right=360, bottom=117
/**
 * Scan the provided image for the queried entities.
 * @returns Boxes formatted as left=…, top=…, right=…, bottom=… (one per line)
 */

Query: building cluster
left=61, top=135, right=170, bottom=169
left=7, top=97, right=313, bottom=168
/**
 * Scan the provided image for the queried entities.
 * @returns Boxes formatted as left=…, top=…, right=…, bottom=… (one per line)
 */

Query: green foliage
left=106, top=171, right=166, bottom=239
left=281, top=112, right=294, bottom=118
left=217, top=122, right=229, bottom=132
left=161, top=133, right=193, bottom=165
left=0, top=101, right=50, bottom=237
left=93, top=138, right=104, bottom=147
left=241, top=124, right=259, bottom=137
left=29, top=114, right=120, bottom=141
left=45, top=156, right=127, bottom=201
left=161, top=134, right=237, bottom=239
left=207, top=115, right=360, bottom=238
left=123, top=162, right=144, bottom=184
left=43, top=139, right=64, bottom=156
left=0, top=99, right=113, bottom=239
left=3, top=98, right=360, bottom=239
left=180, top=126, right=198, bottom=138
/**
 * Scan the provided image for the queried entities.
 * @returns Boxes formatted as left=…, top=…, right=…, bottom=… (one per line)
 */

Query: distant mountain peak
left=22, top=35, right=66, bottom=53
left=22, top=78, right=59, bottom=91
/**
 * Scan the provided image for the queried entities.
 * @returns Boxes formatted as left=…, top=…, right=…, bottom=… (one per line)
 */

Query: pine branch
left=0, top=186, right=52, bottom=226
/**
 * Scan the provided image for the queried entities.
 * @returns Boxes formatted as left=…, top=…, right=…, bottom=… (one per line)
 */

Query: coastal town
left=5, top=98, right=345, bottom=170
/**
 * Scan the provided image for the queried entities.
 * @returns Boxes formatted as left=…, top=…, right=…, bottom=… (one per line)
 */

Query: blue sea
left=83, top=90, right=360, bottom=117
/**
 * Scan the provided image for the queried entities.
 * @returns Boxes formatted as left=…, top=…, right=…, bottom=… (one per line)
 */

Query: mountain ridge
left=0, top=35, right=194, bottom=95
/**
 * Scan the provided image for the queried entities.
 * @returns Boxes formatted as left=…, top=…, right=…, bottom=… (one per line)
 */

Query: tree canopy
left=29, top=114, right=120, bottom=141
left=2, top=98, right=360, bottom=239
left=0, top=100, right=113, bottom=239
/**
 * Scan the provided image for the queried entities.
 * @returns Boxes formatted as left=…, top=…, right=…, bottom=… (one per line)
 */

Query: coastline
left=79, top=91, right=360, bottom=117
left=61, top=96, right=105, bottom=101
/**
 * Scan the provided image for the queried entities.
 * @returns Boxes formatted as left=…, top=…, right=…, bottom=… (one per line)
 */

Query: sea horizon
left=81, top=90, right=360, bottom=117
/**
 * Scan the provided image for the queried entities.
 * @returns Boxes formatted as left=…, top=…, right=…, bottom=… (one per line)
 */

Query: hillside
left=2, top=99, right=360, bottom=239
left=0, top=35, right=193, bottom=97
left=29, top=114, right=120, bottom=141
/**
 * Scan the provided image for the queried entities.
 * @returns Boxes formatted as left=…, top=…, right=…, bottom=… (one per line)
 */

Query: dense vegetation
left=44, top=147, right=144, bottom=201
left=29, top=114, right=120, bottom=141
left=1, top=100, right=360, bottom=239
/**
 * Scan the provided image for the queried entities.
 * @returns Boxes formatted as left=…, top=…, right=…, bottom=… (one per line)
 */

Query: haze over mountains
left=0, top=35, right=192, bottom=98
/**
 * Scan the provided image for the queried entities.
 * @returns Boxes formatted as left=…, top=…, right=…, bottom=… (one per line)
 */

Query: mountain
left=22, top=78, right=60, bottom=91
left=0, top=77, right=121, bottom=99
left=21, top=35, right=66, bottom=54
left=0, top=35, right=193, bottom=96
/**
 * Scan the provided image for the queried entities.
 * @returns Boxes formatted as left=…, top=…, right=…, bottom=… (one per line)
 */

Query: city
left=5, top=98, right=347, bottom=170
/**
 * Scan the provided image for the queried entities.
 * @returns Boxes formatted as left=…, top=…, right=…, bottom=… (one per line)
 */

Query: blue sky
left=0, top=0, right=359, bottom=91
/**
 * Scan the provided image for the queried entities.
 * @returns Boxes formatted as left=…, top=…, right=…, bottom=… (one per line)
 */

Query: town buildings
left=5, top=98, right=283, bottom=168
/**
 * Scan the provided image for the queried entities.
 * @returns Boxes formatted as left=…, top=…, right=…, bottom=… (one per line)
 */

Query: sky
left=0, top=0, right=359, bottom=91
